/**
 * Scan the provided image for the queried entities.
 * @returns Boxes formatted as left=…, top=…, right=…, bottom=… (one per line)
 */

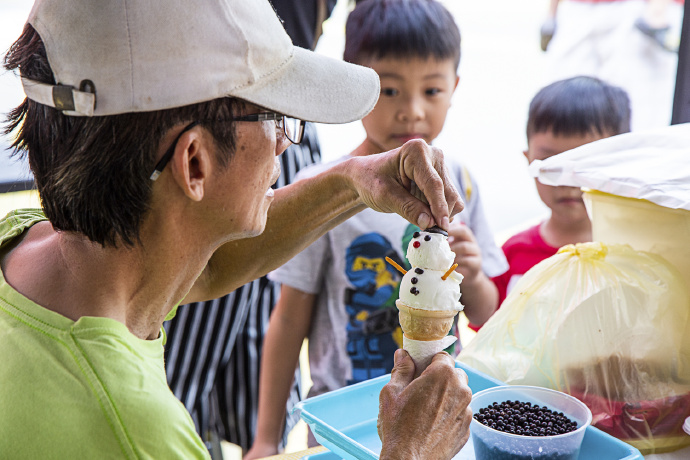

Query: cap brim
left=231, top=47, right=380, bottom=124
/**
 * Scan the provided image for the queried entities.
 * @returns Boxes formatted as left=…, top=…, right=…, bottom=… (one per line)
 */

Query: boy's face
left=360, top=57, right=459, bottom=153
left=525, top=130, right=610, bottom=223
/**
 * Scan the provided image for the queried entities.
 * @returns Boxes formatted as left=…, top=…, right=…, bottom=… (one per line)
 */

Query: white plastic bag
left=459, top=243, right=690, bottom=454
left=529, top=123, right=690, bottom=211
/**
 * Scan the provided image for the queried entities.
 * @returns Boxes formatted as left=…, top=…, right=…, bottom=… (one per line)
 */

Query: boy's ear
left=170, top=129, right=211, bottom=202
left=523, top=149, right=531, bottom=164
left=453, top=75, right=460, bottom=92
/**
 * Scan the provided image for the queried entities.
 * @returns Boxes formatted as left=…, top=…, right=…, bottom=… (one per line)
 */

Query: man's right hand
left=347, top=139, right=464, bottom=232
left=378, top=349, right=472, bottom=460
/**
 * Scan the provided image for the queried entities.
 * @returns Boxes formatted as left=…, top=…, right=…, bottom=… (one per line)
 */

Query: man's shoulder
left=0, top=208, right=47, bottom=246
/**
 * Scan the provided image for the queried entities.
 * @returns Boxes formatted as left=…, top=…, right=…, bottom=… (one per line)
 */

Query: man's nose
left=275, top=125, right=291, bottom=156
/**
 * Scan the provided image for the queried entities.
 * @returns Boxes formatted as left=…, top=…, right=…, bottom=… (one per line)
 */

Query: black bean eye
left=424, top=235, right=431, bottom=241
left=415, top=268, right=424, bottom=274
left=413, top=231, right=420, bottom=238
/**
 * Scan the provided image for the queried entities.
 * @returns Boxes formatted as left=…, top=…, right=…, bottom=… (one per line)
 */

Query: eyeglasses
left=149, top=113, right=305, bottom=181
left=235, top=112, right=306, bottom=145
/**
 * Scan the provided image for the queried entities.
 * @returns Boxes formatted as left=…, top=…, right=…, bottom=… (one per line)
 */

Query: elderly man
left=0, top=0, right=471, bottom=458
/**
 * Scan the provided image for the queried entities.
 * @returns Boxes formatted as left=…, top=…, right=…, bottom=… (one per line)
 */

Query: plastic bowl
left=470, top=385, right=592, bottom=460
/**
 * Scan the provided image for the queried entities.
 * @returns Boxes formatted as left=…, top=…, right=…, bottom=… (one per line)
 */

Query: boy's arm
left=186, top=140, right=463, bottom=303
left=447, top=223, right=499, bottom=327
left=244, top=285, right=316, bottom=460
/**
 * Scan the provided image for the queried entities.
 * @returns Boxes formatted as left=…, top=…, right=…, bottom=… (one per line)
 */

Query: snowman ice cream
left=399, top=230, right=464, bottom=312
left=393, top=228, right=464, bottom=343
left=388, top=227, right=464, bottom=375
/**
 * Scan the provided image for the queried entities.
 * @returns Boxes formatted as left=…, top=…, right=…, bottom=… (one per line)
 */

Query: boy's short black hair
left=527, top=76, right=631, bottom=140
left=344, top=0, right=461, bottom=70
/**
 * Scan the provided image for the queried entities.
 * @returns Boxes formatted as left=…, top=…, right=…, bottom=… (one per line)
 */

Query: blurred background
left=0, top=0, right=682, bottom=238
left=0, top=0, right=684, bottom=457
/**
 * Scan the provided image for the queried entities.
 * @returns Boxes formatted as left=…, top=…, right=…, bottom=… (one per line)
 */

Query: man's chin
left=223, top=220, right=267, bottom=243
left=243, top=222, right=267, bottom=239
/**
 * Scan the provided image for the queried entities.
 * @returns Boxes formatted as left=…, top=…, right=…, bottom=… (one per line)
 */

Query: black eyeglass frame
left=236, top=112, right=306, bottom=145
left=149, top=113, right=305, bottom=181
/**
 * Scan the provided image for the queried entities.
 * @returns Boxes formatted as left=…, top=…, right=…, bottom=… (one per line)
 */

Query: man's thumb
left=388, top=348, right=416, bottom=391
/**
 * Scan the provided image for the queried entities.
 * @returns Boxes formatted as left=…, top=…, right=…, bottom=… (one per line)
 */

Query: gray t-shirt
left=269, top=155, right=507, bottom=397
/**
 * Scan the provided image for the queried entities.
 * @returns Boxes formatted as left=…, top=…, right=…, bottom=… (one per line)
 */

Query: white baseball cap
left=19, top=0, right=379, bottom=123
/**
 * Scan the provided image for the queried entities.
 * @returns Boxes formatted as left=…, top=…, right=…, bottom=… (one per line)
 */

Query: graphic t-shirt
left=270, top=156, right=508, bottom=397
left=0, top=209, right=209, bottom=459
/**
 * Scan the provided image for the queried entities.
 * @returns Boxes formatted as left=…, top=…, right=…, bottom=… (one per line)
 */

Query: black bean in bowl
left=473, top=399, right=580, bottom=460
left=470, top=386, right=591, bottom=460
left=474, top=400, right=578, bottom=436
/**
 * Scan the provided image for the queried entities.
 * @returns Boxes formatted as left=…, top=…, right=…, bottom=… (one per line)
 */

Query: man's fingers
left=454, top=406, right=473, bottom=453
left=430, top=350, right=456, bottom=367
left=383, top=180, right=437, bottom=229
left=438, top=158, right=464, bottom=221
left=454, top=367, right=470, bottom=387
left=399, top=141, right=454, bottom=231
left=431, top=145, right=463, bottom=222
left=446, top=187, right=464, bottom=221
left=414, top=166, right=451, bottom=231
left=420, top=351, right=457, bottom=378
left=409, top=181, right=428, bottom=205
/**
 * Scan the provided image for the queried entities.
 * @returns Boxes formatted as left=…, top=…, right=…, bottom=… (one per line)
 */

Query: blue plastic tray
left=295, top=362, right=643, bottom=460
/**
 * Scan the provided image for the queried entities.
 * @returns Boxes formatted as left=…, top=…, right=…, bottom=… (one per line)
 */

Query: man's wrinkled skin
left=378, top=350, right=473, bottom=459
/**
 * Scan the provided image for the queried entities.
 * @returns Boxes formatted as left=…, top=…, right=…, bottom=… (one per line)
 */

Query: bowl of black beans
left=470, top=385, right=592, bottom=460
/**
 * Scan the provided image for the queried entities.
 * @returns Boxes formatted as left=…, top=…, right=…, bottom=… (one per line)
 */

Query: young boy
left=245, top=0, right=507, bottom=457
left=491, top=76, right=631, bottom=307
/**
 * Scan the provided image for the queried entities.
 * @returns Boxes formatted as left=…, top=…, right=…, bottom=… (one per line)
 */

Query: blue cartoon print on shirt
left=344, top=233, right=404, bottom=383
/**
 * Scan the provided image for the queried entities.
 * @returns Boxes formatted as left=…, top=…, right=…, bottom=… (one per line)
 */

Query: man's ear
left=170, top=129, right=212, bottom=202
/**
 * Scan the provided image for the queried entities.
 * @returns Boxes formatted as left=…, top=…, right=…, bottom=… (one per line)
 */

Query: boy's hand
left=243, top=442, right=278, bottom=460
left=448, top=221, right=483, bottom=282
left=447, top=221, right=499, bottom=325
left=378, top=350, right=472, bottom=460
left=349, top=139, right=463, bottom=231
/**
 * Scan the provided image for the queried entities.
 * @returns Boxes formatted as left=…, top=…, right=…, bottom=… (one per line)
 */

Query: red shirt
left=469, top=224, right=558, bottom=332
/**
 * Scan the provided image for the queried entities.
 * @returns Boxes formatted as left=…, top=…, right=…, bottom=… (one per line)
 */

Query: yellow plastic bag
left=459, top=242, right=690, bottom=454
